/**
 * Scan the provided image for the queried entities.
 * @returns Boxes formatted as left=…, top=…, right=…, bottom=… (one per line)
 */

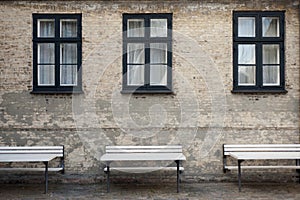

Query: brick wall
left=0, top=0, right=299, bottom=183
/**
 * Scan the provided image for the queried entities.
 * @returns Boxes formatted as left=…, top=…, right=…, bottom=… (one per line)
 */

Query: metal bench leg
left=238, top=160, right=243, bottom=192
left=296, top=159, right=300, bottom=183
left=223, top=144, right=228, bottom=173
left=176, top=160, right=180, bottom=193
left=44, top=161, right=49, bottom=194
left=106, top=165, right=110, bottom=193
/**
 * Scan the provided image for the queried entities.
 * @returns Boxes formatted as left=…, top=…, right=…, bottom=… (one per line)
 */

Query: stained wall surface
left=0, top=0, right=299, bottom=183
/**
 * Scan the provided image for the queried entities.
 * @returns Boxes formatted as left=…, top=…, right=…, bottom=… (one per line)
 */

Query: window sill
left=231, top=89, right=287, bottom=94
left=121, top=90, right=174, bottom=94
left=31, top=90, right=83, bottom=94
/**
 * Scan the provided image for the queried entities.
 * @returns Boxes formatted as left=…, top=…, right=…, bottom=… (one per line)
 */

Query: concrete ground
left=0, top=181, right=300, bottom=200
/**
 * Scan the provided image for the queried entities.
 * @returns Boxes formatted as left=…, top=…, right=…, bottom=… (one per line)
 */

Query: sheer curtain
left=263, top=44, right=280, bottom=85
left=38, top=20, right=54, bottom=37
left=150, top=19, right=167, bottom=37
left=150, top=19, right=168, bottom=85
left=128, top=19, right=144, bottom=37
left=262, top=17, right=280, bottom=86
left=61, top=20, right=77, bottom=38
left=263, top=17, right=279, bottom=37
left=238, top=17, right=255, bottom=37
left=38, top=43, right=55, bottom=85
left=150, top=43, right=167, bottom=85
left=60, top=44, right=77, bottom=85
left=38, top=20, right=55, bottom=85
left=127, top=43, right=145, bottom=85
left=126, top=18, right=168, bottom=86
left=60, top=20, right=78, bottom=86
left=238, top=44, right=256, bottom=85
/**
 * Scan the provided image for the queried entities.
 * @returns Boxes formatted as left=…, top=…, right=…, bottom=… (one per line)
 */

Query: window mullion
left=55, top=17, right=60, bottom=87
left=257, top=14, right=262, bottom=41
left=280, top=42, right=285, bottom=86
left=256, top=43, right=262, bottom=88
left=145, top=42, right=150, bottom=87
left=55, top=42, right=60, bottom=87
left=144, top=17, right=150, bottom=87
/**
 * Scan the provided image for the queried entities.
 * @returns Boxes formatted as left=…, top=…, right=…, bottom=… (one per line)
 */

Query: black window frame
left=32, top=13, right=82, bottom=94
left=122, top=13, right=173, bottom=94
left=232, top=11, right=286, bottom=93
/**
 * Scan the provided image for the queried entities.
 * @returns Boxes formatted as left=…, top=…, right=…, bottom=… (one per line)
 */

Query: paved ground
left=0, top=181, right=300, bottom=200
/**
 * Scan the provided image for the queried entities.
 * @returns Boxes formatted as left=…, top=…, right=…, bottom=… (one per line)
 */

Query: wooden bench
left=0, top=146, right=64, bottom=193
left=100, top=145, right=186, bottom=193
left=223, top=144, right=300, bottom=191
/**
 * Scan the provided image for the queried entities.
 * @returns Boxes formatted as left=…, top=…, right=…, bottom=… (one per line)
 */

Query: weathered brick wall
left=0, top=0, right=299, bottom=183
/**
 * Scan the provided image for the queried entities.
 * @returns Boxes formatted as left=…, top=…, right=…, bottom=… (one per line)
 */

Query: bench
left=223, top=144, right=300, bottom=191
left=0, top=146, right=64, bottom=193
left=100, top=145, right=186, bottom=193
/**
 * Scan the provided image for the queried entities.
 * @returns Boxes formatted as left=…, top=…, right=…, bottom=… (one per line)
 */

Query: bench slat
left=0, top=150, right=63, bottom=154
left=226, top=165, right=300, bottom=170
left=106, top=149, right=182, bottom=153
left=104, top=166, right=184, bottom=172
left=106, top=146, right=182, bottom=149
left=0, top=154, right=62, bottom=162
left=224, top=148, right=300, bottom=152
left=101, top=153, right=186, bottom=161
left=228, top=152, right=300, bottom=160
left=224, top=144, right=300, bottom=148
left=225, top=166, right=300, bottom=170
left=0, top=167, right=64, bottom=172
left=0, top=146, right=63, bottom=150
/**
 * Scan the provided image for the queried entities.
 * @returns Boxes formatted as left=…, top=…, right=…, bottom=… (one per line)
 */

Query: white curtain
left=38, top=20, right=55, bottom=85
left=238, top=44, right=256, bottom=85
left=262, top=21, right=280, bottom=85
left=128, top=19, right=144, bottom=37
left=38, top=43, right=55, bottom=85
left=150, top=19, right=167, bottom=37
left=263, top=44, right=280, bottom=85
left=150, top=43, right=167, bottom=85
left=238, top=17, right=255, bottom=37
left=238, top=66, right=255, bottom=85
left=61, top=20, right=77, bottom=38
left=38, top=20, right=55, bottom=37
left=127, top=43, right=145, bottom=85
left=263, top=17, right=279, bottom=37
left=60, top=44, right=77, bottom=86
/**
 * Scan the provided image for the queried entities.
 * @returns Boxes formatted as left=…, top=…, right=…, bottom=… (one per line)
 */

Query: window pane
left=150, top=43, right=167, bottom=64
left=127, top=43, right=145, bottom=64
left=262, top=17, right=279, bottom=37
left=38, top=43, right=55, bottom=64
left=238, top=65, right=256, bottom=86
left=238, top=44, right=256, bottom=64
left=150, top=65, right=167, bottom=86
left=60, top=19, right=77, bottom=37
left=60, top=65, right=77, bottom=86
left=60, top=43, right=77, bottom=64
left=150, top=19, right=167, bottom=37
left=263, top=44, right=279, bottom=64
left=128, top=19, right=144, bottom=37
left=263, top=65, right=280, bottom=86
left=127, top=65, right=144, bottom=86
left=38, top=19, right=55, bottom=37
left=238, top=17, right=255, bottom=37
left=38, top=65, right=55, bottom=85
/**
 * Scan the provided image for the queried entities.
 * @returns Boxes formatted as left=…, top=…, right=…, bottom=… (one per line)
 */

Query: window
left=122, top=14, right=172, bottom=93
left=32, top=14, right=82, bottom=93
left=232, top=11, right=286, bottom=93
